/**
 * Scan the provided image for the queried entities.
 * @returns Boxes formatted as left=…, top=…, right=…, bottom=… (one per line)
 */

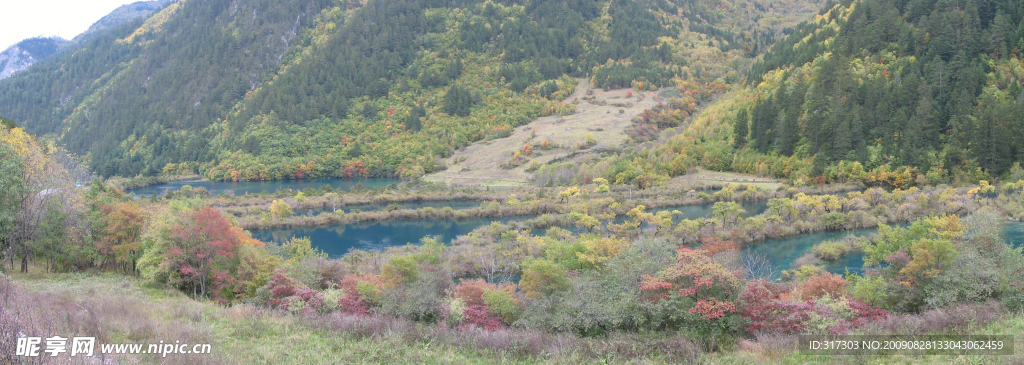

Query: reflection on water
left=127, top=178, right=395, bottom=197
left=259, top=201, right=769, bottom=258
left=250, top=216, right=528, bottom=258
left=742, top=228, right=881, bottom=278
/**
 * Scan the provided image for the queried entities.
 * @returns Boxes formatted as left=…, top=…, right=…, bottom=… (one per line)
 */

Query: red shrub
left=338, top=295, right=371, bottom=316
left=770, top=301, right=819, bottom=334
left=267, top=270, right=306, bottom=307
left=740, top=280, right=888, bottom=335
left=298, top=288, right=324, bottom=309
left=639, top=248, right=742, bottom=320
left=691, top=299, right=736, bottom=320
left=740, top=280, right=786, bottom=332
left=459, top=305, right=504, bottom=331
left=847, top=300, right=889, bottom=326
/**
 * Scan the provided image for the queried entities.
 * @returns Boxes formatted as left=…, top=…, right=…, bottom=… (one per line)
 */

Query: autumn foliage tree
left=165, top=206, right=261, bottom=300
left=139, top=202, right=263, bottom=302
left=1, top=127, right=86, bottom=273
left=639, top=248, right=745, bottom=338
left=739, top=279, right=887, bottom=335
left=96, top=201, right=147, bottom=274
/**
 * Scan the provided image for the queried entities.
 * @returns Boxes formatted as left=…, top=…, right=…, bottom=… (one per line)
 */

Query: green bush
left=848, top=274, right=890, bottom=308
left=382, top=255, right=420, bottom=283
left=812, top=240, right=847, bottom=260
left=520, top=259, right=569, bottom=298
left=821, top=212, right=847, bottom=229
left=481, top=288, right=523, bottom=324
left=379, top=271, right=450, bottom=322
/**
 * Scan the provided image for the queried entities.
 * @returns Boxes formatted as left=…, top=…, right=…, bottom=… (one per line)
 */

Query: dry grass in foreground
left=1, top=273, right=707, bottom=364
left=4, top=272, right=1024, bottom=364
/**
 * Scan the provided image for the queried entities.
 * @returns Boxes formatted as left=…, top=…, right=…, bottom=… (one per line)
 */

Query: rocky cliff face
left=0, top=37, right=69, bottom=79
left=0, top=46, right=34, bottom=79
left=0, top=0, right=171, bottom=80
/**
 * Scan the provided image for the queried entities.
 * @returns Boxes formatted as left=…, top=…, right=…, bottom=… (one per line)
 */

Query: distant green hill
left=724, top=0, right=1024, bottom=180
left=0, top=0, right=821, bottom=180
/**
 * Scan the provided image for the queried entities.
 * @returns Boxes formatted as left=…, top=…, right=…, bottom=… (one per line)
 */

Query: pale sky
left=0, top=0, right=140, bottom=51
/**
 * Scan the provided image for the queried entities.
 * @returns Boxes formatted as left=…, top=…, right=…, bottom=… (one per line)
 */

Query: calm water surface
left=742, top=222, right=1024, bottom=278
left=250, top=216, right=527, bottom=257
left=255, top=201, right=769, bottom=258
left=251, top=197, right=1024, bottom=275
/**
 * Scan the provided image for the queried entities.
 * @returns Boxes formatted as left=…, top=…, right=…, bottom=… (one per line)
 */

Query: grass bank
left=4, top=272, right=1024, bottom=364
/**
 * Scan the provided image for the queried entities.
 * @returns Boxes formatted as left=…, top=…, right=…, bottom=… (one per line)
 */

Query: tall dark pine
left=443, top=85, right=472, bottom=117
left=750, top=96, right=776, bottom=153
left=778, top=81, right=805, bottom=156
left=733, top=108, right=748, bottom=148
left=405, top=105, right=425, bottom=132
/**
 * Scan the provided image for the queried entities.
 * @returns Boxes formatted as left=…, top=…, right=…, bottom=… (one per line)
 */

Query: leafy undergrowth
left=6, top=272, right=1024, bottom=364
left=709, top=301, right=1024, bottom=364
left=2, top=273, right=702, bottom=364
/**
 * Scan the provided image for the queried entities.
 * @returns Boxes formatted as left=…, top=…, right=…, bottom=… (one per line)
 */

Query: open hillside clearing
left=425, top=78, right=665, bottom=187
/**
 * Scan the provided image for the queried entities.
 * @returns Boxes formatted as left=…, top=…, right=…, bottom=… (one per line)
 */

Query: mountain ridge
left=1, top=0, right=823, bottom=181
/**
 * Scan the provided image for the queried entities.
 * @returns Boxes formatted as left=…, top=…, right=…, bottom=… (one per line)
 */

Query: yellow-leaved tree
left=1, top=127, right=87, bottom=273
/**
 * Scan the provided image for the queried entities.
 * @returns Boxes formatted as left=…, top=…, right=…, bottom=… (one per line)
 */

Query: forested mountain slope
left=717, top=0, right=1024, bottom=182
left=0, top=0, right=822, bottom=180
left=72, top=0, right=175, bottom=43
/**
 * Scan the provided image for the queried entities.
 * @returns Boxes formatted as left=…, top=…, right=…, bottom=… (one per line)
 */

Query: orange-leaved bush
left=454, top=279, right=492, bottom=307
left=339, top=273, right=390, bottom=306
left=796, top=272, right=848, bottom=300
left=640, top=248, right=742, bottom=320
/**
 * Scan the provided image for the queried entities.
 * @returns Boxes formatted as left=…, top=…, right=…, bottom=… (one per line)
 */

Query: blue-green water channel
left=741, top=228, right=883, bottom=277
left=253, top=201, right=769, bottom=258
left=128, top=178, right=396, bottom=197
left=742, top=222, right=1024, bottom=278
left=250, top=216, right=529, bottom=257
left=251, top=194, right=1024, bottom=275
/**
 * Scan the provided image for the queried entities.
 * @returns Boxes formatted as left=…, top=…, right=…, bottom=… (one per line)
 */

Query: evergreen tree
left=778, top=82, right=805, bottom=156
left=750, top=96, right=776, bottom=153
left=405, top=105, right=425, bottom=132
left=443, top=85, right=472, bottom=117
left=733, top=108, right=748, bottom=148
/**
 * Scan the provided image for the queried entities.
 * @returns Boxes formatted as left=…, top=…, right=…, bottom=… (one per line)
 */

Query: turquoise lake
left=742, top=222, right=1024, bottom=278
left=250, top=197, right=1024, bottom=276
left=252, top=201, right=769, bottom=257
left=250, top=216, right=528, bottom=257
left=128, top=178, right=396, bottom=197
